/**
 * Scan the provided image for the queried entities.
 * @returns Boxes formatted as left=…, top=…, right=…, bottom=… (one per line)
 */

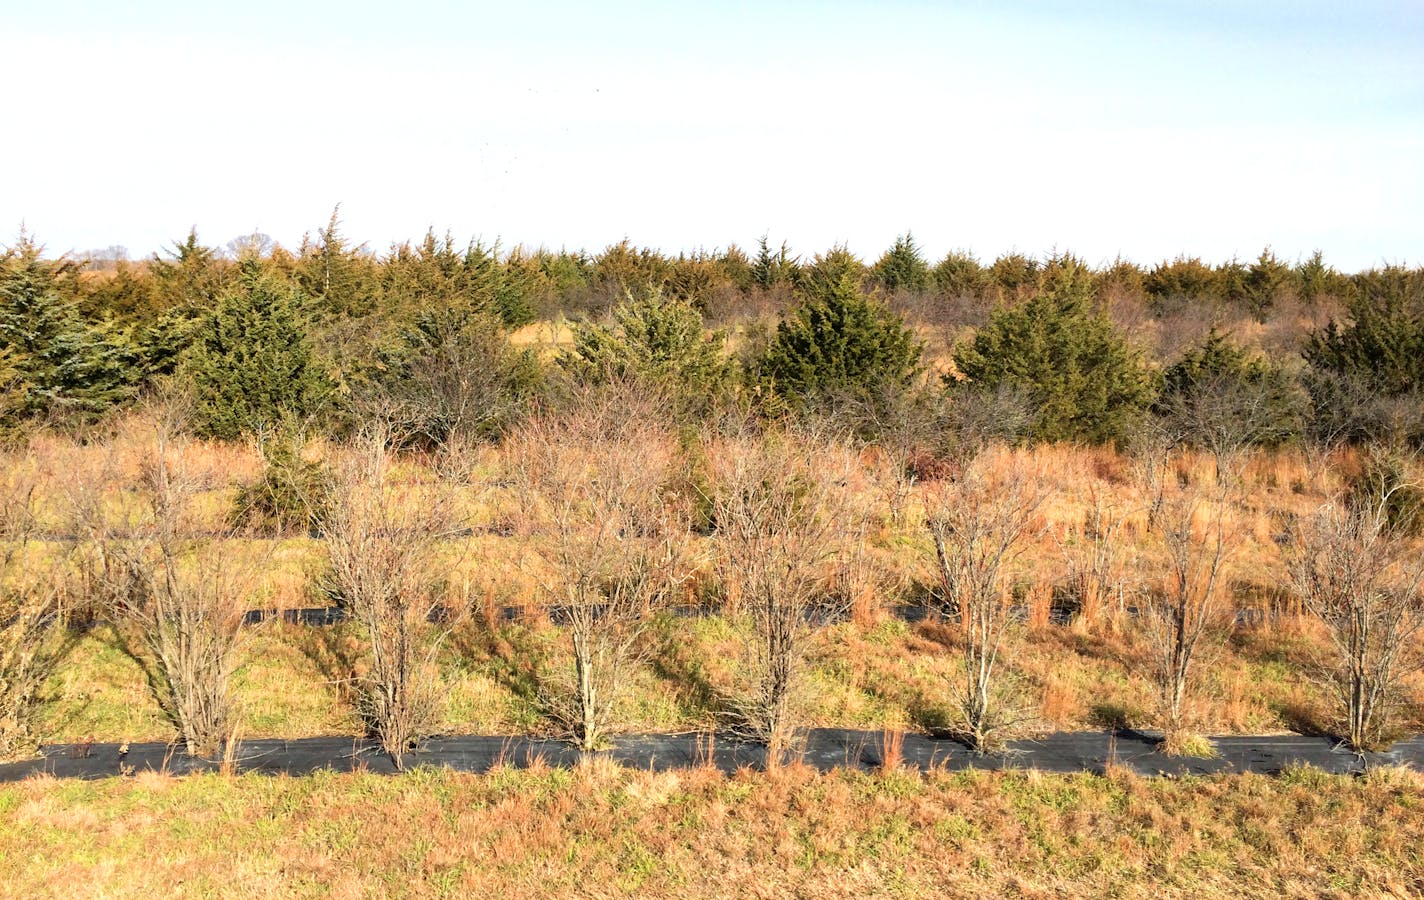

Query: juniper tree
left=872, top=232, right=931, bottom=294
left=562, top=287, right=730, bottom=404
left=750, top=235, right=798, bottom=290
left=797, top=245, right=865, bottom=298
left=759, top=272, right=923, bottom=409
left=953, top=261, right=1153, bottom=444
left=371, top=305, right=541, bottom=447
left=186, top=258, right=333, bottom=440
left=932, top=250, right=988, bottom=298
left=0, top=234, right=135, bottom=425
left=1156, top=328, right=1304, bottom=478
left=1304, top=267, right=1424, bottom=445
left=294, top=207, right=378, bottom=319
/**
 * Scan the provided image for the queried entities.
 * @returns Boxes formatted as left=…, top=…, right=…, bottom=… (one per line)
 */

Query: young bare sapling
left=320, top=426, right=460, bottom=766
left=80, top=413, right=256, bottom=758
left=924, top=466, right=1045, bottom=753
left=0, top=460, right=70, bottom=760
left=510, top=386, right=690, bottom=751
left=710, top=428, right=857, bottom=765
left=1287, top=479, right=1424, bottom=751
left=1140, top=476, right=1236, bottom=755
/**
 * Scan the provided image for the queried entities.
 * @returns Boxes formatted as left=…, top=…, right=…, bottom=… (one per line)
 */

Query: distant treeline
left=2, top=213, right=1422, bottom=453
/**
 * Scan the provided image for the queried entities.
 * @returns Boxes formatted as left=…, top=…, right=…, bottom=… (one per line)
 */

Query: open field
left=3, top=764, right=1422, bottom=898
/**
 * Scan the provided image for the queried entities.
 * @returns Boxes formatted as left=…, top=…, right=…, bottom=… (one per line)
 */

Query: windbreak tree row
left=4, top=224, right=1424, bottom=456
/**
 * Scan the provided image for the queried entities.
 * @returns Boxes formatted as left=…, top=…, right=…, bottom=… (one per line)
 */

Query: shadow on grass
left=647, top=615, right=736, bottom=728
left=287, top=619, right=362, bottom=710
left=445, top=619, right=545, bottom=710
left=92, top=620, right=190, bottom=743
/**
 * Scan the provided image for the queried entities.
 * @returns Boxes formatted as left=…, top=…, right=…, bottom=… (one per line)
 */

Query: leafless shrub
left=1139, top=480, right=1236, bottom=751
left=1287, top=489, right=1424, bottom=751
left=0, top=471, right=68, bottom=760
left=320, top=427, right=459, bottom=765
left=813, top=382, right=1033, bottom=528
left=710, top=429, right=860, bottom=764
left=80, top=416, right=255, bottom=757
left=1157, top=373, right=1298, bottom=489
left=1127, top=425, right=1175, bottom=531
left=0, top=577, right=64, bottom=760
left=509, top=385, right=690, bottom=750
left=924, top=467, right=1046, bottom=753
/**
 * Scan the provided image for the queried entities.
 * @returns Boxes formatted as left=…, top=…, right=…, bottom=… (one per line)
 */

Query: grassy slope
left=40, top=611, right=1412, bottom=747
left=10, top=423, right=1423, bottom=747
left=3, top=764, right=1421, bottom=898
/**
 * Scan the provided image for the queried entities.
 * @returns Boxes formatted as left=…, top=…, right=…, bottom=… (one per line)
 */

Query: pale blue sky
left=3, top=1, right=1420, bottom=270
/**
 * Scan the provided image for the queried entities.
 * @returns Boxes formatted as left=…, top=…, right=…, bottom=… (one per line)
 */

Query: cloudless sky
left=2, top=0, right=1420, bottom=270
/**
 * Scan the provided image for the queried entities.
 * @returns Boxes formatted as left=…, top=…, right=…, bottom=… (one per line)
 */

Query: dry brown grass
left=2, top=765, right=1422, bottom=897
left=9, top=423, right=1424, bottom=750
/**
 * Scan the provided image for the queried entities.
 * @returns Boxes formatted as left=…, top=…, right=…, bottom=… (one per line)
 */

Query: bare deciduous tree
left=925, top=468, right=1045, bottom=753
left=1140, top=482, right=1235, bottom=753
left=1158, top=369, right=1297, bottom=487
left=1288, top=489, right=1424, bottom=751
left=822, top=382, right=1034, bottom=527
left=0, top=463, right=68, bottom=760
left=81, top=417, right=255, bottom=757
left=320, top=427, right=458, bottom=765
left=511, top=387, right=689, bottom=751
left=710, top=430, right=859, bottom=764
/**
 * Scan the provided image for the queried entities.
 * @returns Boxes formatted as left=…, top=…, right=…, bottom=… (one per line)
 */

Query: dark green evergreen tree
left=1295, top=250, right=1346, bottom=307
left=986, top=251, right=1041, bottom=300
left=0, top=234, right=135, bottom=424
left=186, top=258, right=333, bottom=440
left=1303, top=267, right=1424, bottom=445
left=150, top=229, right=225, bottom=311
left=796, top=244, right=865, bottom=298
left=1241, top=247, right=1293, bottom=321
left=932, top=250, right=988, bottom=297
left=952, top=261, right=1153, bottom=444
left=295, top=207, right=378, bottom=319
left=759, top=272, right=923, bottom=408
left=1144, top=256, right=1218, bottom=312
left=1305, top=267, right=1424, bottom=398
left=563, top=288, right=730, bottom=401
left=371, top=305, right=541, bottom=446
left=468, top=240, right=535, bottom=329
left=750, top=235, right=798, bottom=290
left=872, top=232, right=931, bottom=294
left=1156, top=328, right=1304, bottom=453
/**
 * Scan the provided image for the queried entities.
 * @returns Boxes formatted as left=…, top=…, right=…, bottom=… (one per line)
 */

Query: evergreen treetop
left=563, top=287, right=730, bottom=397
left=872, top=232, right=931, bottom=294
left=186, top=257, right=333, bottom=440
left=952, top=261, right=1153, bottom=444
left=759, top=271, right=923, bottom=408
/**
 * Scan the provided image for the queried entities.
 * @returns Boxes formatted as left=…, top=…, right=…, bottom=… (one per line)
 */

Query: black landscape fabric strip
left=4, top=730, right=1419, bottom=782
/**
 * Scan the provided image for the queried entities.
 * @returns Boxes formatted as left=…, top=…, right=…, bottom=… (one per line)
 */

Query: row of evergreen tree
left=2, top=218, right=1422, bottom=451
